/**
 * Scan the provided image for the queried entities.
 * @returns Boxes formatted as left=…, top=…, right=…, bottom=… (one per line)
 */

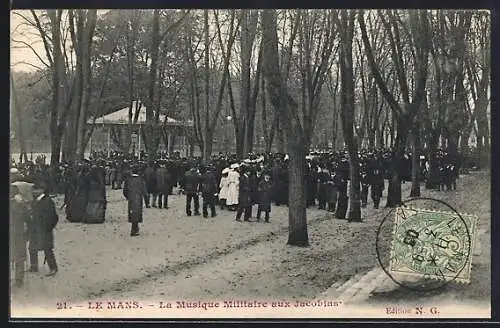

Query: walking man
left=123, top=166, right=147, bottom=236
left=29, top=181, right=59, bottom=276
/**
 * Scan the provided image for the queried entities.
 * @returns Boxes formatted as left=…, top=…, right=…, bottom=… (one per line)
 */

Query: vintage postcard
left=9, top=8, right=491, bottom=319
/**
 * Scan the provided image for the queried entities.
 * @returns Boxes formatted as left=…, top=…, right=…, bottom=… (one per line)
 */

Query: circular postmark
left=375, top=197, right=476, bottom=292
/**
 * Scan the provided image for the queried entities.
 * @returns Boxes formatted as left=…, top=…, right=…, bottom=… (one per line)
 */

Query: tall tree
left=262, top=9, right=336, bottom=245
left=74, top=10, right=98, bottom=160
left=336, top=9, right=362, bottom=221
left=239, top=9, right=260, bottom=156
left=262, top=9, right=308, bottom=245
left=359, top=9, right=431, bottom=207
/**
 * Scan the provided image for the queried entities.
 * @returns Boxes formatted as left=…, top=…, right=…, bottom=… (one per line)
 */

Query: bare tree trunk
left=202, top=9, right=211, bottom=162
left=287, top=142, right=308, bottom=245
left=239, top=10, right=250, bottom=156
left=76, top=10, right=97, bottom=159
left=146, top=9, right=160, bottom=160
left=262, top=9, right=308, bottom=246
left=10, top=74, right=29, bottom=163
left=338, top=9, right=361, bottom=221
left=48, top=9, right=68, bottom=167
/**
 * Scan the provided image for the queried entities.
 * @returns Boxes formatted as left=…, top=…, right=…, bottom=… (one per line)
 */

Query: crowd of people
left=10, top=146, right=470, bottom=287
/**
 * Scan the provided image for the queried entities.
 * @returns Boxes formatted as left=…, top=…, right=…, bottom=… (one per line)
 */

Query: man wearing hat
left=123, top=166, right=147, bottom=236
left=184, top=166, right=201, bottom=216
left=10, top=182, right=30, bottom=287
left=143, top=161, right=157, bottom=208
left=370, top=155, right=385, bottom=209
left=236, top=165, right=253, bottom=222
left=200, top=165, right=218, bottom=218
left=256, top=171, right=273, bottom=222
left=155, top=160, right=172, bottom=209
left=334, top=168, right=348, bottom=220
left=29, top=181, right=59, bottom=276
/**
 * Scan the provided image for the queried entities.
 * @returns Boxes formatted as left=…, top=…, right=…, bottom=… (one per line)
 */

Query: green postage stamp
left=389, top=206, right=479, bottom=285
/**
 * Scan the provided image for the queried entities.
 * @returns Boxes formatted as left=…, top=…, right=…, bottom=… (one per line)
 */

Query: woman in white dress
left=225, top=164, right=240, bottom=211
left=218, top=167, right=230, bottom=209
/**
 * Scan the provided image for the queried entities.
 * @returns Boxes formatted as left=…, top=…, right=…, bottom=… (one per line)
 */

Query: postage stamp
left=389, top=206, right=479, bottom=285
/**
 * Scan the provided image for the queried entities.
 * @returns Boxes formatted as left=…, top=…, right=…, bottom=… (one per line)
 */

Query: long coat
left=86, top=169, right=107, bottom=223
left=218, top=175, right=230, bottom=200
left=370, top=170, right=385, bottom=198
left=325, top=179, right=338, bottom=204
left=184, top=170, right=201, bottom=194
left=238, top=174, right=253, bottom=207
left=68, top=171, right=90, bottom=222
left=226, top=170, right=240, bottom=206
left=144, top=166, right=157, bottom=194
left=123, top=175, right=147, bottom=223
left=10, top=196, right=29, bottom=262
left=257, top=179, right=273, bottom=211
left=156, top=167, right=172, bottom=195
left=30, top=194, right=58, bottom=250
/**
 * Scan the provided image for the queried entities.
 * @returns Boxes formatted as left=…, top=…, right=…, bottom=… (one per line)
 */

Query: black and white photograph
left=9, top=8, right=491, bottom=319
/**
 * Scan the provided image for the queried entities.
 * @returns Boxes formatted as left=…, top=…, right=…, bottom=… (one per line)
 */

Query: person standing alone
left=256, top=172, right=273, bottom=223
left=123, top=166, right=147, bottom=236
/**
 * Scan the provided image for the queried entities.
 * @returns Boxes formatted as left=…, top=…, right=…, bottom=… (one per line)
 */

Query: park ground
left=10, top=170, right=491, bottom=318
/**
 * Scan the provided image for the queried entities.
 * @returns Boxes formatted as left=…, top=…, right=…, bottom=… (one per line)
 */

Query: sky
left=10, top=10, right=45, bottom=72
left=10, top=10, right=111, bottom=72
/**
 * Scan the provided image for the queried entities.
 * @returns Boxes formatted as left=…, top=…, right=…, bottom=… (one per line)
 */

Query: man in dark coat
left=360, top=161, right=370, bottom=208
left=123, top=167, right=147, bottom=236
left=271, top=162, right=283, bottom=205
left=156, top=161, right=172, bottom=209
left=29, top=182, right=59, bottom=276
left=10, top=183, right=29, bottom=287
left=325, top=172, right=338, bottom=213
left=335, top=169, right=348, bottom=220
left=184, top=167, right=201, bottom=216
left=305, top=163, right=317, bottom=207
left=236, top=166, right=253, bottom=222
left=317, top=167, right=330, bottom=210
left=143, top=162, right=157, bottom=208
left=370, top=163, right=385, bottom=209
left=256, top=172, right=273, bottom=222
left=200, top=165, right=218, bottom=218
left=66, top=165, right=90, bottom=222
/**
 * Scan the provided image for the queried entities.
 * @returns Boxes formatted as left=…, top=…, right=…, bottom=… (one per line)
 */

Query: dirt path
left=12, top=171, right=489, bottom=317
left=10, top=185, right=333, bottom=309
left=100, top=171, right=490, bottom=305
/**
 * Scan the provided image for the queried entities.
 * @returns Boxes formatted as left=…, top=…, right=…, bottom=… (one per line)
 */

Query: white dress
left=218, top=175, right=230, bottom=201
left=225, top=170, right=240, bottom=206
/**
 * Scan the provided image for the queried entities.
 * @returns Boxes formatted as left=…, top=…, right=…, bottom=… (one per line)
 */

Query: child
left=257, top=172, right=273, bottom=223
left=218, top=168, right=230, bottom=209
